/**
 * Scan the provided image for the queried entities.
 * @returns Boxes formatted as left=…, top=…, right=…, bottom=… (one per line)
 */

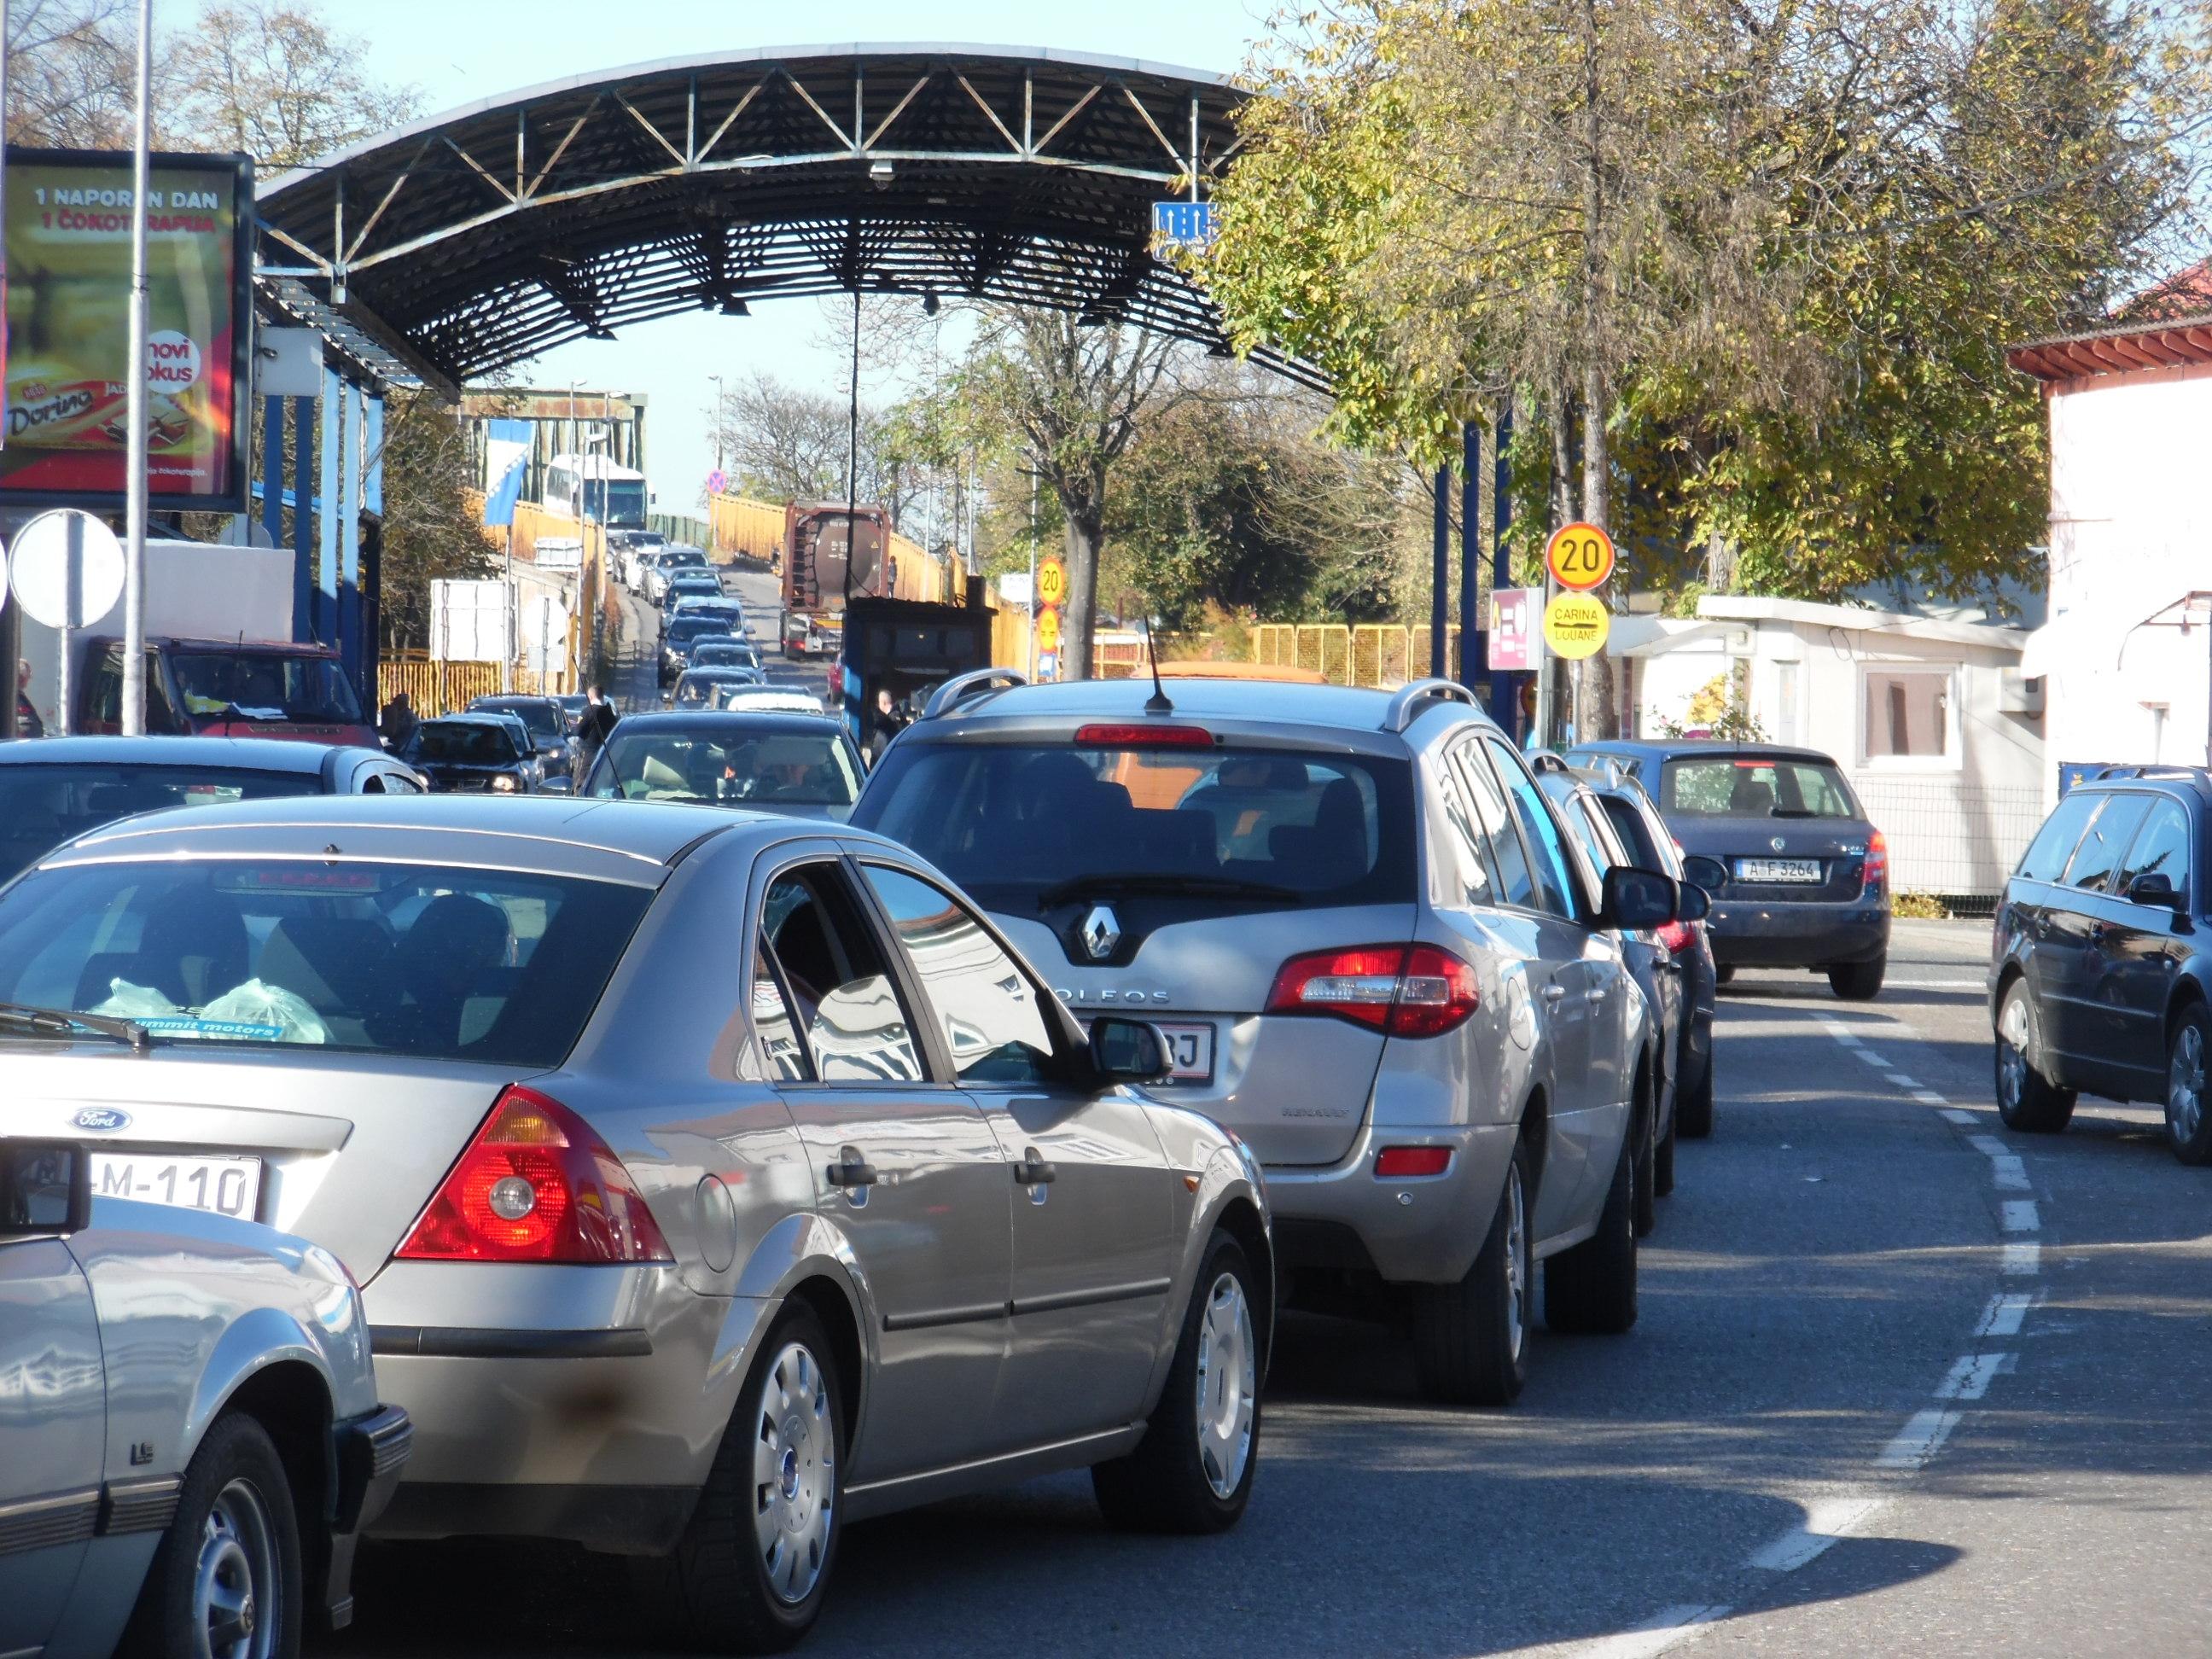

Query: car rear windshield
left=1661, top=755, right=1858, bottom=818
left=172, top=651, right=364, bottom=725
left=668, top=617, right=731, bottom=644
left=0, top=859, right=650, bottom=1063
left=0, top=765, right=323, bottom=884
left=691, top=643, right=758, bottom=667
left=406, top=724, right=513, bottom=765
left=590, top=726, right=860, bottom=807
left=854, top=741, right=1417, bottom=909
left=475, top=701, right=561, bottom=742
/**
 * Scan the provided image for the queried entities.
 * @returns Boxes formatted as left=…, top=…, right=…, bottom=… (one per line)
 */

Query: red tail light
left=1656, top=920, right=1695, bottom=955
left=1265, top=944, right=1479, bottom=1037
left=1074, top=724, right=1215, bottom=748
left=398, top=1086, right=672, bottom=1264
left=1375, top=1145, right=1452, bottom=1178
left=1863, top=830, right=1888, bottom=893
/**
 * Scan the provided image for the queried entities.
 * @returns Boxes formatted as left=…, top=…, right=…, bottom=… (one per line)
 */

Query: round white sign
left=9, top=509, right=125, bottom=630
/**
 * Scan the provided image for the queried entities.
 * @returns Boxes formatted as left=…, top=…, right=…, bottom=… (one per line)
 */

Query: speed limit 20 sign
left=1036, top=558, right=1068, bottom=608
left=1545, top=522, right=1615, bottom=591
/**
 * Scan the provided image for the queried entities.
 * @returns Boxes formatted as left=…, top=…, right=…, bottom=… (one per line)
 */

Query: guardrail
left=1251, top=623, right=1465, bottom=687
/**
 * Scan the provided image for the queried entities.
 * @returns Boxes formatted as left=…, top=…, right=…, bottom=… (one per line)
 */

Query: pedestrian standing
left=378, top=690, right=417, bottom=752
left=579, top=682, right=619, bottom=766
left=15, top=661, right=45, bottom=739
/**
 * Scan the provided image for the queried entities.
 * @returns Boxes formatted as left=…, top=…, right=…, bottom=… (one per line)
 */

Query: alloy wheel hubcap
left=1998, top=995, right=2031, bottom=1106
left=2172, top=1025, right=2204, bottom=1144
left=1193, top=1271, right=1256, bottom=1499
left=752, top=1342, right=834, bottom=1605
left=195, top=1477, right=276, bottom=1659
left=1505, top=1167, right=1528, bottom=1363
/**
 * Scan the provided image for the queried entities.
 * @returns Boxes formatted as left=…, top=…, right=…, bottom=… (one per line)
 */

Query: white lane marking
left=2002, top=1242, right=2042, bottom=1275
left=1877, top=1408, right=1961, bottom=1470
left=1923, top=1093, right=1959, bottom=1109
left=1578, top=1604, right=1732, bottom=1659
left=1967, top=1134, right=2011, bottom=1157
left=1883, top=978, right=1987, bottom=989
left=1745, top=1494, right=1886, bottom=1572
left=1989, top=1156, right=2030, bottom=1191
left=2002, top=1200, right=2040, bottom=1232
left=1887, top=1073, right=1919, bottom=1088
left=1854, top=1048, right=1892, bottom=1067
left=1934, top=1352, right=2014, bottom=1400
left=1976, top=1292, right=2035, bottom=1337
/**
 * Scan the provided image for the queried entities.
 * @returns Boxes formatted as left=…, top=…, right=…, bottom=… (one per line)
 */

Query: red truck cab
left=78, top=637, right=381, bottom=750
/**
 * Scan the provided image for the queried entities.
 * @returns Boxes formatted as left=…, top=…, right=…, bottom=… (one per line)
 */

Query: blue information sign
left=1151, top=201, right=1216, bottom=250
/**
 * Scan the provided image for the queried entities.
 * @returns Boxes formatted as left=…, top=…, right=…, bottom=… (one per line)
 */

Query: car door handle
left=1012, top=1148, right=1058, bottom=1185
left=824, top=1147, right=878, bottom=1189
left=2088, top=922, right=2108, bottom=945
left=1542, top=984, right=1568, bottom=1004
left=1586, top=988, right=1609, bottom=1004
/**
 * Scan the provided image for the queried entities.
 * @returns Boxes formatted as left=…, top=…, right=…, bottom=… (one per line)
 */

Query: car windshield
left=589, top=726, right=861, bottom=809
left=666, top=550, right=707, bottom=568
left=668, top=618, right=731, bottom=646
left=0, top=858, right=649, bottom=1063
left=475, top=701, right=562, bottom=742
left=0, top=765, right=324, bottom=884
left=667, top=579, right=719, bottom=599
left=673, top=672, right=754, bottom=707
left=1661, top=755, right=1858, bottom=818
left=171, top=651, right=364, bottom=725
left=691, top=643, right=757, bottom=667
left=854, top=742, right=1417, bottom=909
left=405, top=724, right=514, bottom=765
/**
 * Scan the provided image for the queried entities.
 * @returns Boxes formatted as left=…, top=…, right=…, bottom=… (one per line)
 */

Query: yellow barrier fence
left=1253, top=623, right=1464, bottom=688
left=376, top=657, right=574, bottom=718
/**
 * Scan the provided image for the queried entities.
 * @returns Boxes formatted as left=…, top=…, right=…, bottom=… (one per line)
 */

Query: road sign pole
left=119, top=0, right=153, bottom=736
left=1429, top=466, right=1449, bottom=679
left=59, top=515, right=81, bottom=736
left=1459, top=422, right=1480, bottom=688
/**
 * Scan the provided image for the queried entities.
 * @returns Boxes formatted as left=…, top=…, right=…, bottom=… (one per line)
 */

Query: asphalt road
left=321, top=897, right=2212, bottom=1652
left=604, top=556, right=830, bottom=716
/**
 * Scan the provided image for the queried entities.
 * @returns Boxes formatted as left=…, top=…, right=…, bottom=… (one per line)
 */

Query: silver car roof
left=0, top=735, right=355, bottom=773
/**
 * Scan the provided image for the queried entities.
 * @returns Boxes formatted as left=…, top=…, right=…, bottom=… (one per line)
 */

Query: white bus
left=543, top=451, right=649, bottom=530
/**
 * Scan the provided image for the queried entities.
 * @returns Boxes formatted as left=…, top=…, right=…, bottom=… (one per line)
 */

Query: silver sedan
left=0, top=795, right=1272, bottom=1650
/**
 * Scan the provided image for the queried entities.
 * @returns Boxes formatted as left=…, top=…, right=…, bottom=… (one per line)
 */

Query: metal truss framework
left=253, top=44, right=1320, bottom=396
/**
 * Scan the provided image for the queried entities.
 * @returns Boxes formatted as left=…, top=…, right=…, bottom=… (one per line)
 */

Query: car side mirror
left=2128, top=871, right=2187, bottom=912
left=1680, top=854, right=1727, bottom=893
left=1088, top=1017, right=1167, bottom=1086
left=1675, top=881, right=1711, bottom=923
left=1602, top=865, right=1678, bottom=931
left=0, top=1143, right=91, bottom=1237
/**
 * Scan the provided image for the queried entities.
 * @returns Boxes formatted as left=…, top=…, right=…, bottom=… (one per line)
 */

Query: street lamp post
left=707, top=374, right=725, bottom=474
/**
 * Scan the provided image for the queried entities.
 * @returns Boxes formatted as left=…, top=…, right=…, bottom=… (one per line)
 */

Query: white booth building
left=1613, top=596, right=2045, bottom=904
left=2010, top=298, right=2212, bottom=806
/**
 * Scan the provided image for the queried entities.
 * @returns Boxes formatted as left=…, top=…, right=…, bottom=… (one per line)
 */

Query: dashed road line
left=1938, top=1105, right=1975, bottom=1122
left=2001, top=1242, right=2042, bottom=1274
left=1745, top=1494, right=1886, bottom=1573
left=2002, top=1200, right=2040, bottom=1231
left=1877, top=1406, right=1962, bottom=1470
left=1579, top=1604, right=1733, bottom=1659
left=1977, top=1291, right=2036, bottom=1336
left=1935, top=1351, right=2015, bottom=1400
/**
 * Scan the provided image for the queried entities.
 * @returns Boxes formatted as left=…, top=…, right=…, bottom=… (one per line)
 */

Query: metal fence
left=1853, top=777, right=2044, bottom=915
left=376, top=656, right=573, bottom=717
left=1251, top=623, right=1464, bottom=687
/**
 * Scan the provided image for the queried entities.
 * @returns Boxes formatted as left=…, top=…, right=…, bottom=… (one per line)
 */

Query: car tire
left=1677, top=1055, right=1714, bottom=1139
left=1653, top=1091, right=1678, bottom=1200
left=1412, top=1138, right=1533, bottom=1407
left=632, top=1305, right=845, bottom=1653
left=1633, top=1086, right=1658, bottom=1237
left=1714, top=965, right=1736, bottom=987
left=1545, top=1126, right=1639, bottom=1336
left=1994, top=979, right=2075, bottom=1134
left=1092, top=1230, right=1261, bottom=1533
left=2164, top=1002, right=2212, bottom=1165
left=120, top=1412, right=304, bottom=1659
left=1828, top=957, right=1885, bottom=1000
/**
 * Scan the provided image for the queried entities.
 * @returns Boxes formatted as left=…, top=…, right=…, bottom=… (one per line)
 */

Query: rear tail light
left=1656, top=920, right=1695, bottom=955
left=1265, top=944, right=1479, bottom=1037
left=1073, top=723, right=1216, bottom=748
left=1863, top=830, right=1888, bottom=892
left=1375, top=1145, right=1452, bottom=1179
left=398, top=1086, right=672, bottom=1264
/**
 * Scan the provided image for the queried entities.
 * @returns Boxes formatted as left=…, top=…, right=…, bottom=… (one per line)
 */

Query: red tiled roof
left=2007, top=311, right=2212, bottom=383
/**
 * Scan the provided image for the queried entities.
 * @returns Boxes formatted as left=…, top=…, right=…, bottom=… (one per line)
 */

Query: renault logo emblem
left=1080, top=905, right=1122, bottom=961
left=1770, top=836, right=1787, bottom=853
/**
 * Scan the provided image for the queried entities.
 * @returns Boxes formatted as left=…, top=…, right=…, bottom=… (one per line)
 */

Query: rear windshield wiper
left=1038, top=872, right=1301, bottom=908
left=0, top=1000, right=152, bottom=1054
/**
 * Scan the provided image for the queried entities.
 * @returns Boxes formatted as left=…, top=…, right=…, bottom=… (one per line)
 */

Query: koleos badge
left=1080, top=905, right=1122, bottom=960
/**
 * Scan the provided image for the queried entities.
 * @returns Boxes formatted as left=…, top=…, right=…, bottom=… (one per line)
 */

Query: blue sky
left=355, top=1, right=1276, bottom=511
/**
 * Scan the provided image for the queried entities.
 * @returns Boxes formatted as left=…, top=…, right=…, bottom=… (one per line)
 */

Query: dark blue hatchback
left=1989, top=765, right=2212, bottom=1164
left=1567, top=740, right=1890, bottom=998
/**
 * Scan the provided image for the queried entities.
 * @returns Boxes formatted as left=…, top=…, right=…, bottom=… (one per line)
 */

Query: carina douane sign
left=3, top=148, right=253, bottom=512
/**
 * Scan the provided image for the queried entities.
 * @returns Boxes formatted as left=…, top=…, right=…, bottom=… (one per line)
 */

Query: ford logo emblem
left=71, top=1107, right=131, bottom=1133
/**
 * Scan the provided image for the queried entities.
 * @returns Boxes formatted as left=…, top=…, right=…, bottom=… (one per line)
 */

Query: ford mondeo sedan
left=0, top=796, right=1272, bottom=1651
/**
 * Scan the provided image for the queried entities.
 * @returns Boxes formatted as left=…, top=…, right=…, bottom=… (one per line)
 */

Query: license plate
left=1735, top=857, right=1822, bottom=883
left=1083, top=1020, right=1214, bottom=1083
left=92, top=1153, right=262, bottom=1220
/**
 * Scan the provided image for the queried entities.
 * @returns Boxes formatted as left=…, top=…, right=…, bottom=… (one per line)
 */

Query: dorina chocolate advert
left=3, top=149, right=251, bottom=509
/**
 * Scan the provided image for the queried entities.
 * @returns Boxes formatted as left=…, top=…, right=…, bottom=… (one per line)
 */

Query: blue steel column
left=362, top=394, right=384, bottom=702
left=1458, top=421, right=1480, bottom=688
left=318, top=366, right=341, bottom=643
left=261, top=396, right=284, bottom=550
left=1429, top=466, right=1450, bottom=679
left=290, top=397, right=315, bottom=643
left=1490, top=404, right=1516, bottom=735
left=336, top=379, right=359, bottom=684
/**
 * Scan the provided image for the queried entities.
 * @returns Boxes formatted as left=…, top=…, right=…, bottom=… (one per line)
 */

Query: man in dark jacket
left=15, top=660, right=46, bottom=739
left=578, top=684, right=619, bottom=758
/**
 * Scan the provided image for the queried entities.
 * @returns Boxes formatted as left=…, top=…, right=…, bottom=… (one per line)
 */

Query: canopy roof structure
left=253, top=43, right=1311, bottom=398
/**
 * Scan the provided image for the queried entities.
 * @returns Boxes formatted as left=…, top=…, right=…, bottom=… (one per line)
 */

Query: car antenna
left=1142, top=615, right=1173, bottom=714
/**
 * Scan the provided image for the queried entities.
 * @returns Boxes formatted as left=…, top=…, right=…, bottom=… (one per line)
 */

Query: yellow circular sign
left=1543, top=592, right=1610, bottom=660
left=1036, top=558, right=1068, bottom=607
left=1035, top=605, right=1062, bottom=654
left=1545, top=521, right=1615, bottom=592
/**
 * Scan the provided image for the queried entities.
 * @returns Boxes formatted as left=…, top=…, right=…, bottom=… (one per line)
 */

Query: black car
left=467, top=694, right=580, bottom=782
left=1991, top=765, right=2212, bottom=1163
left=1569, top=739, right=1890, bottom=999
left=0, top=736, right=425, bottom=884
left=661, top=617, right=742, bottom=684
left=399, top=713, right=542, bottom=795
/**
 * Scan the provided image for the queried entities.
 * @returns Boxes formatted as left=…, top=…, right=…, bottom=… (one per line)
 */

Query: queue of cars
left=0, top=661, right=1789, bottom=1655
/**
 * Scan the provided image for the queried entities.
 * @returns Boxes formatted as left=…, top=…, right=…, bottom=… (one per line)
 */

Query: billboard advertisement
left=3, top=147, right=253, bottom=511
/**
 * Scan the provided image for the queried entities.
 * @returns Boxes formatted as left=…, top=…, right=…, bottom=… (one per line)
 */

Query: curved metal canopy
left=253, top=43, right=1308, bottom=396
